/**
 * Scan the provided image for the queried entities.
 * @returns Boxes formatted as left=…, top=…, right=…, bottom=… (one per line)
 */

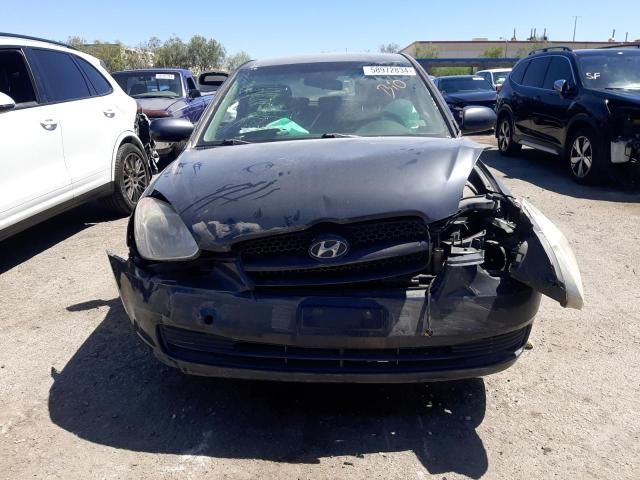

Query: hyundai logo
left=309, top=235, right=349, bottom=260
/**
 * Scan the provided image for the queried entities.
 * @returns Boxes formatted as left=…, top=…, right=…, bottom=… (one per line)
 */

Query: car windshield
left=438, top=76, right=494, bottom=93
left=200, top=61, right=449, bottom=144
left=577, top=50, right=640, bottom=90
left=112, top=71, right=183, bottom=98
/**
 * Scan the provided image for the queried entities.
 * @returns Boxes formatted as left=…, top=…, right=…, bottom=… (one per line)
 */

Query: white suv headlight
left=134, top=197, right=199, bottom=261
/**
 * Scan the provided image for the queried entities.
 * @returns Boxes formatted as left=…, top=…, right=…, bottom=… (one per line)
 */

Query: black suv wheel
left=497, top=114, right=521, bottom=156
left=566, top=127, right=607, bottom=185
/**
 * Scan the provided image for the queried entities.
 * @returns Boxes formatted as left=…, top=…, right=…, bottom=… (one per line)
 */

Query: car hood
left=593, top=88, right=640, bottom=106
left=135, top=97, right=184, bottom=114
left=443, top=91, right=497, bottom=104
left=150, top=137, right=486, bottom=251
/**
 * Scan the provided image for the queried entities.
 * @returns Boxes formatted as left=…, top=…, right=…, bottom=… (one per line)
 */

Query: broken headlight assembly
left=431, top=167, right=583, bottom=311
left=133, top=197, right=200, bottom=261
left=518, top=200, right=584, bottom=309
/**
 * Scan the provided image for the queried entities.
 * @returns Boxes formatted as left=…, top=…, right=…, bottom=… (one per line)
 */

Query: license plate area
left=298, top=300, right=389, bottom=336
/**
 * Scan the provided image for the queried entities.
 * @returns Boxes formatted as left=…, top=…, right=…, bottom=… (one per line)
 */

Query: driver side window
left=0, top=49, right=37, bottom=107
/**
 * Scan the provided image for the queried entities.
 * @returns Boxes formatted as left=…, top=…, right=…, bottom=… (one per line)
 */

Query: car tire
left=566, top=127, right=607, bottom=185
left=103, top=143, right=151, bottom=215
left=497, top=114, right=521, bottom=156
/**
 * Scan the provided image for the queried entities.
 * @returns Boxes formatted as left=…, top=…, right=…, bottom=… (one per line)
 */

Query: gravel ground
left=1, top=136, right=639, bottom=479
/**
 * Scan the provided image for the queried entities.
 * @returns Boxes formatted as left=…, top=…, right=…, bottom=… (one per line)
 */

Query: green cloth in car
left=266, top=118, right=309, bottom=136
left=383, top=99, right=421, bottom=128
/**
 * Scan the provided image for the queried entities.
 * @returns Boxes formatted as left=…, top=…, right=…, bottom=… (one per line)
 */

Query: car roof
left=525, top=47, right=640, bottom=61
left=0, top=32, right=105, bottom=68
left=0, top=32, right=73, bottom=49
left=436, top=75, right=485, bottom=80
left=476, top=68, right=512, bottom=73
left=112, top=68, right=191, bottom=74
left=573, top=48, right=640, bottom=55
left=243, top=52, right=410, bottom=69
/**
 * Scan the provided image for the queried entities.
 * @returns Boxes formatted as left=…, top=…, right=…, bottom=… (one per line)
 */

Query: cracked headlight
left=521, top=200, right=584, bottom=309
left=134, top=197, right=199, bottom=261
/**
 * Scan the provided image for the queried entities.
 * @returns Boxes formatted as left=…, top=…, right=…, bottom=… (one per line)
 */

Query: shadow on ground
left=49, top=299, right=489, bottom=478
left=481, top=148, right=640, bottom=202
left=0, top=202, right=123, bottom=275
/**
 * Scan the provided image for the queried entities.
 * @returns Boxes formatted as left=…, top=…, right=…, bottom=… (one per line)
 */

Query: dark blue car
left=107, top=53, right=583, bottom=383
left=433, top=75, right=497, bottom=127
left=112, top=68, right=213, bottom=159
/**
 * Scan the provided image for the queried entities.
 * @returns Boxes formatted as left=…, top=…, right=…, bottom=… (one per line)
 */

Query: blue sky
left=2, top=0, right=638, bottom=57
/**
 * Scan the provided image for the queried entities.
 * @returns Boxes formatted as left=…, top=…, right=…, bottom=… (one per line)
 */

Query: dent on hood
left=152, top=136, right=486, bottom=250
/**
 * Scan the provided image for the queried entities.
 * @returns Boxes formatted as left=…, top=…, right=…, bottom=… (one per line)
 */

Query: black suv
left=496, top=46, right=640, bottom=184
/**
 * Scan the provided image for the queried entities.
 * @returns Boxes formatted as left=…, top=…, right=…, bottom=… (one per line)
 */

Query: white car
left=476, top=68, right=512, bottom=90
left=0, top=33, right=153, bottom=241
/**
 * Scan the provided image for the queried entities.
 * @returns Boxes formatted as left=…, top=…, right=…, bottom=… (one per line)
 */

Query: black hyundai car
left=108, top=53, right=583, bottom=383
left=496, top=46, right=640, bottom=184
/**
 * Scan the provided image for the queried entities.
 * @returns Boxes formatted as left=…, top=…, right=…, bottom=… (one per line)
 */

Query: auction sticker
left=156, top=73, right=175, bottom=80
left=363, top=66, right=416, bottom=76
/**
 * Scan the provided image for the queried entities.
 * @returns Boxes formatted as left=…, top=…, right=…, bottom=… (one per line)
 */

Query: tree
left=188, top=35, right=226, bottom=73
left=379, top=43, right=400, bottom=53
left=432, top=66, right=474, bottom=76
left=64, top=34, right=230, bottom=72
left=155, top=36, right=189, bottom=68
left=480, top=47, right=504, bottom=58
left=66, top=36, right=86, bottom=49
left=223, top=51, right=251, bottom=72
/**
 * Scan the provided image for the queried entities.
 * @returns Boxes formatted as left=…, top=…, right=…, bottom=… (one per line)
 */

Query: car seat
left=129, top=83, right=148, bottom=96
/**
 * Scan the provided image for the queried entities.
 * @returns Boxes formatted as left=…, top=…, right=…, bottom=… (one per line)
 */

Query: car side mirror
left=460, top=106, right=496, bottom=135
left=553, top=79, right=575, bottom=96
left=150, top=118, right=194, bottom=142
left=188, top=88, right=201, bottom=98
left=0, top=92, right=16, bottom=112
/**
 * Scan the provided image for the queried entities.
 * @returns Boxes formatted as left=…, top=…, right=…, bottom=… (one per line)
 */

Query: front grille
left=241, top=231, right=308, bottom=259
left=240, top=218, right=428, bottom=260
left=248, top=252, right=429, bottom=286
left=238, top=217, right=430, bottom=286
left=159, top=325, right=531, bottom=374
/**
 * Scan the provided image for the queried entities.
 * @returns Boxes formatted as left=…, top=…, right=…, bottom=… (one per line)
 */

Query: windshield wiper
left=320, top=133, right=360, bottom=138
left=604, top=87, right=640, bottom=91
left=216, top=138, right=253, bottom=145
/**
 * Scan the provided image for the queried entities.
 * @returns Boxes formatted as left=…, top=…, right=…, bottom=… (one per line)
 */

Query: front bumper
left=611, top=138, right=640, bottom=164
left=108, top=254, right=540, bottom=382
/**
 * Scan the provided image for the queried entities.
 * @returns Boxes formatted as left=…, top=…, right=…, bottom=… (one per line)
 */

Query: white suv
left=476, top=68, right=512, bottom=90
left=0, top=34, right=152, bottom=241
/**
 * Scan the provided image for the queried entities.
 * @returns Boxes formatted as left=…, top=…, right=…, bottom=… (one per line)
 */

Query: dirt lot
left=1, top=136, right=639, bottom=479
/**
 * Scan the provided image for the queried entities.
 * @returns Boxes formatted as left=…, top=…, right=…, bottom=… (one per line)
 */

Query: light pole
left=499, top=37, right=508, bottom=57
left=572, top=16, right=581, bottom=42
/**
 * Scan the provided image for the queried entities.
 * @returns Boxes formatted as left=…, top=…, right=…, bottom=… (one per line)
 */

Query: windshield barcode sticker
left=363, top=66, right=416, bottom=76
left=156, top=73, right=175, bottom=80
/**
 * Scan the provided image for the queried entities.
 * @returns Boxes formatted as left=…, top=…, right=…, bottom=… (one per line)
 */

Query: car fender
left=566, top=100, right=612, bottom=143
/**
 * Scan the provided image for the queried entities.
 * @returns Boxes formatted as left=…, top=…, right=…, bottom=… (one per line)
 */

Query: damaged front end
left=134, top=111, right=159, bottom=173
left=608, top=101, right=640, bottom=165
left=107, top=139, right=583, bottom=382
